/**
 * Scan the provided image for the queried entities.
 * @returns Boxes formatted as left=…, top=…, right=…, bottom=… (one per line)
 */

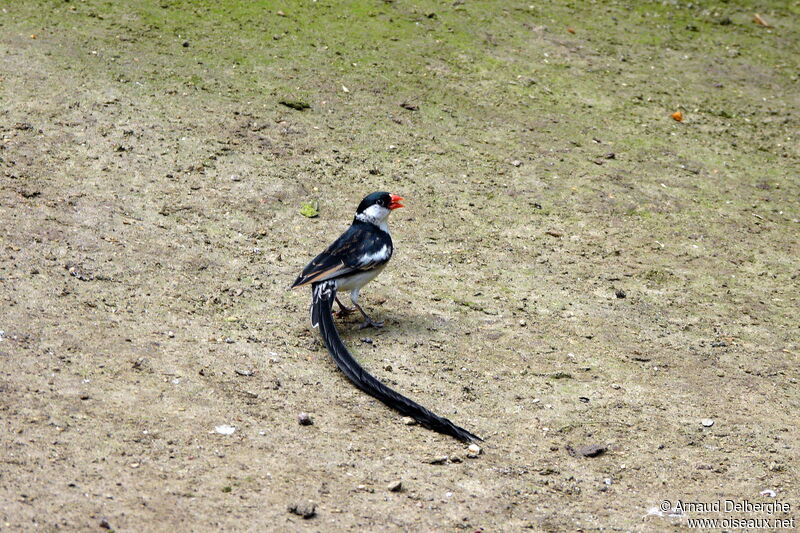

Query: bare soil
left=1, top=1, right=798, bottom=531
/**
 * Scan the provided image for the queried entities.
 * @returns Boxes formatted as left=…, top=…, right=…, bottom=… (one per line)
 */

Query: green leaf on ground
left=299, top=201, right=319, bottom=218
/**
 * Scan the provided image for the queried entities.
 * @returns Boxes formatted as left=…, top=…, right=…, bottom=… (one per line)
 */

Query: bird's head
left=355, top=191, right=404, bottom=225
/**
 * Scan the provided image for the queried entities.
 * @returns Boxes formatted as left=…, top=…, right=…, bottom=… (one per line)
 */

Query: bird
left=291, top=191, right=481, bottom=443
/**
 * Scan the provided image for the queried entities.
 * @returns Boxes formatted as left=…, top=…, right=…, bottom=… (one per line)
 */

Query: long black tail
left=310, top=280, right=481, bottom=443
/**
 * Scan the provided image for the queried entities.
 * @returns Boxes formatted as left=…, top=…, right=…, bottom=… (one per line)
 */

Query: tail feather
left=311, top=280, right=481, bottom=443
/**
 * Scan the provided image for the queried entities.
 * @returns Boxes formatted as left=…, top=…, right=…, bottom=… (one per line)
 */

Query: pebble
left=760, top=489, right=776, bottom=498
left=287, top=502, right=316, bottom=519
left=388, top=481, right=403, bottom=492
left=615, top=289, right=627, bottom=299
left=467, top=443, right=482, bottom=457
left=701, top=418, right=714, bottom=427
left=297, top=412, right=313, bottom=426
left=214, top=425, right=236, bottom=435
left=511, top=160, right=522, bottom=167
left=401, top=416, right=417, bottom=426
left=428, top=456, right=448, bottom=465
left=568, top=444, right=607, bottom=457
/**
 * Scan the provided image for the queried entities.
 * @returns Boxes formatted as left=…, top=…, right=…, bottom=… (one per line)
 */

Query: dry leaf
left=671, top=111, right=683, bottom=122
left=567, top=28, right=575, bottom=34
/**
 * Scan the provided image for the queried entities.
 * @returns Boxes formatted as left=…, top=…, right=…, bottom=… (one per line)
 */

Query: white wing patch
left=358, top=244, right=389, bottom=267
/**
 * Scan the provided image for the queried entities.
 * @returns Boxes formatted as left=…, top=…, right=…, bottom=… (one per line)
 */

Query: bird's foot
left=353, top=302, right=383, bottom=328
left=334, top=297, right=355, bottom=317
left=358, top=318, right=384, bottom=329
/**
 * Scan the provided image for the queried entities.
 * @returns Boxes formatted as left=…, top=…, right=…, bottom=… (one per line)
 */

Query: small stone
left=297, top=412, right=313, bottom=426
left=450, top=454, right=463, bottom=463
left=428, top=456, right=448, bottom=465
left=401, top=416, right=417, bottom=426
left=768, top=462, right=784, bottom=472
left=182, top=41, right=190, bottom=48
left=511, top=159, right=522, bottom=167
left=568, top=444, right=607, bottom=457
left=615, top=289, right=626, bottom=299
left=760, top=489, right=776, bottom=498
left=611, top=383, right=621, bottom=389
left=388, top=480, right=403, bottom=492
left=230, top=174, right=241, bottom=182
left=214, top=425, right=236, bottom=435
left=287, top=502, right=316, bottom=519
left=701, top=418, right=714, bottom=427
left=99, top=518, right=111, bottom=530
left=468, top=443, right=482, bottom=456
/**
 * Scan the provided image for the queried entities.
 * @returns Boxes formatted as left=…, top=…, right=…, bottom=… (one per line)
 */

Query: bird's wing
left=291, top=224, right=390, bottom=288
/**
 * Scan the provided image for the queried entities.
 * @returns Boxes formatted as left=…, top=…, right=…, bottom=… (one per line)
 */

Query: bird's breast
left=336, top=264, right=387, bottom=292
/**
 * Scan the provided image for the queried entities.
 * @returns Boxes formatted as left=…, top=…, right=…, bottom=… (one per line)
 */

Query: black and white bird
left=291, top=192, right=481, bottom=443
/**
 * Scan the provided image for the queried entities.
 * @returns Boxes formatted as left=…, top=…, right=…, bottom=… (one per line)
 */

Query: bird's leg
left=334, top=297, right=355, bottom=317
left=354, top=302, right=384, bottom=329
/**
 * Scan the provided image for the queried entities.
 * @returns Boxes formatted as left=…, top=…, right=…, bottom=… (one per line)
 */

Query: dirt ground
left=1, top=1, right=798, bottom=531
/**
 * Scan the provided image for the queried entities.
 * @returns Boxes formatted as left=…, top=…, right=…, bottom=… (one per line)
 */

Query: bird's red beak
left=389, top=194, right=405, bottom=210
